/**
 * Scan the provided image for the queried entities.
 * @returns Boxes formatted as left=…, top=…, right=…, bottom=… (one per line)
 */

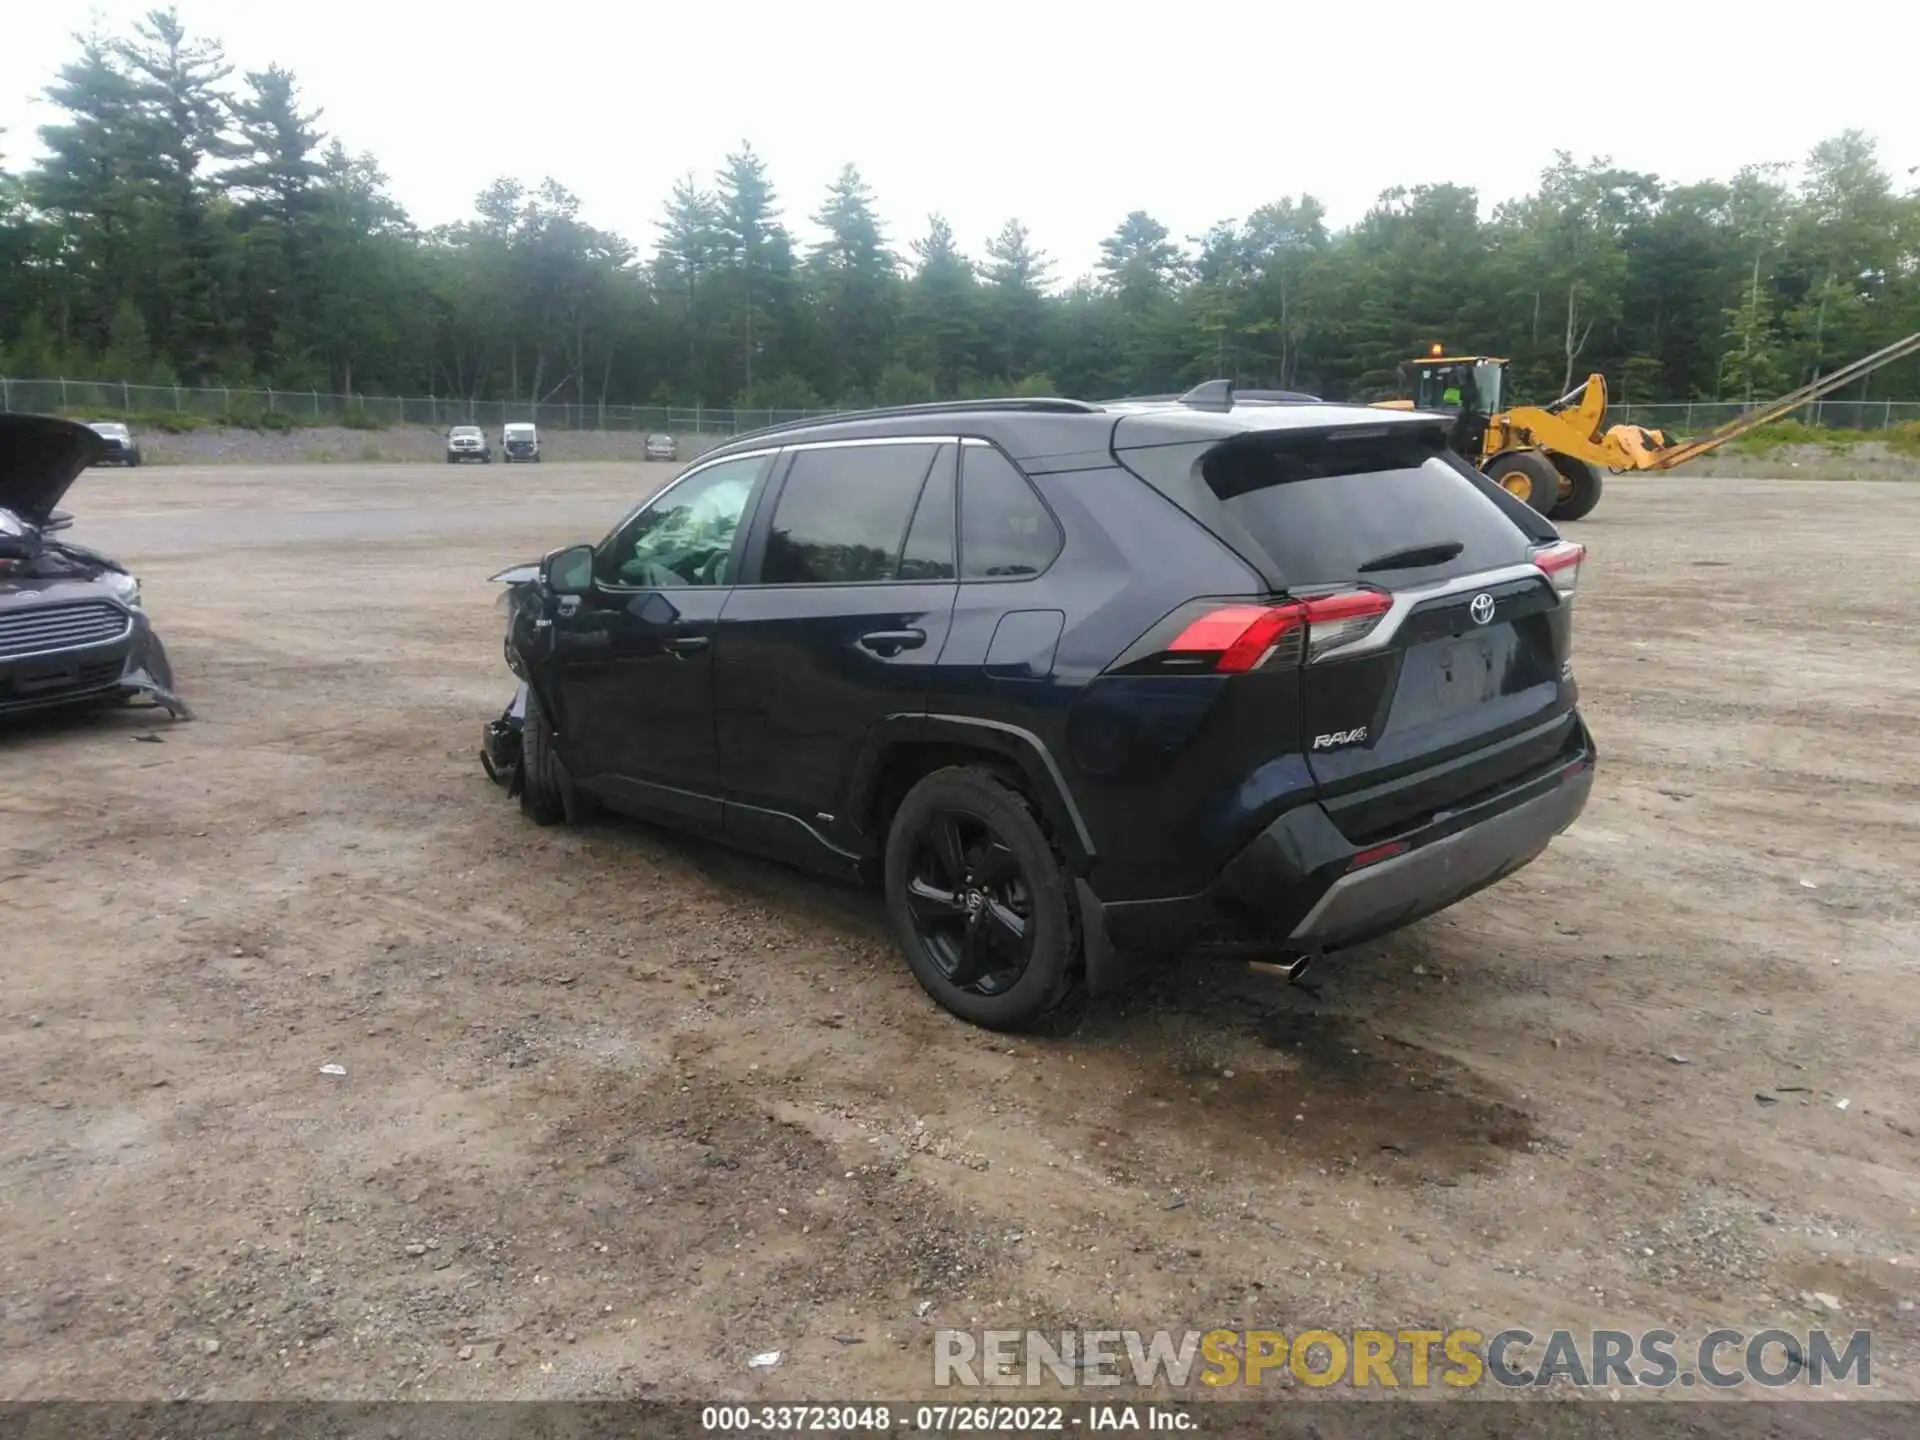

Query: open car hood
left=0, top=414, right=105, bottom=524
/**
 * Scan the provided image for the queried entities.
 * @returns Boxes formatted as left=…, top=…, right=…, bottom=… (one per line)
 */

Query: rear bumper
left=1284, top=759, right=1590, bottom=950
left=1084, top=717, right=1595, bottom=970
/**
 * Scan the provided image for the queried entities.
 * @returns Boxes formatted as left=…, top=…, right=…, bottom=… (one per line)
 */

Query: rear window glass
left=960, top=446, right=1061, bottom=579
left=1199, top=429, right=1532, bottom=587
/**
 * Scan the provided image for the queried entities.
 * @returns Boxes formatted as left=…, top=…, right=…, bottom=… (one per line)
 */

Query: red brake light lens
left=1169, top=602, right=1306, bottom=673
left=1532, top=541, right=1585, bottom=597
left=1163, top=587, right=1392, bottom=672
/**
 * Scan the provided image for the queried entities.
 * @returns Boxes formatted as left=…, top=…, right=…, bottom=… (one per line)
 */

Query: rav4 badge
left=1313, top=727, right=1369, bottom=750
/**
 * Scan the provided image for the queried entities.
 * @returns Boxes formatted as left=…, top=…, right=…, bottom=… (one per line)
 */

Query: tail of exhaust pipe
left=1247, top=953, right=1317, bottom=984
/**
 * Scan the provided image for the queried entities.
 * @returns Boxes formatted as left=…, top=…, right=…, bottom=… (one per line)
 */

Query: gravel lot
left=2, top=464, right=1916, bottom=1407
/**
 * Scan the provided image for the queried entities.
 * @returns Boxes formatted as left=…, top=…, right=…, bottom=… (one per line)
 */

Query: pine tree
left=809, top=164, right=897, bottom=400
left=227, top=66, right=324, bottom=215
left=113, top=6, right=244, bottom=377
left=714, top=143, right=791, bottom=390
left=903, top=214, right=984, bottom=396
left=982, top=219, right=1052, bottom=380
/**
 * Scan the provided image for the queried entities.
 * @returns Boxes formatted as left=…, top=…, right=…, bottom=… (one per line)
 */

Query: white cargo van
left=502, top=422, right=540, bottom=463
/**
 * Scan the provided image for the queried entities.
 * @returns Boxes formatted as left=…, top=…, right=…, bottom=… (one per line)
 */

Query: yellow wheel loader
left=1382, top=333, right=1920, bottom=520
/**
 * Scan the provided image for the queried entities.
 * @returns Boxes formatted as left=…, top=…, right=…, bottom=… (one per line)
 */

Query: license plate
left=1412, top=635, right=1500, bottom=719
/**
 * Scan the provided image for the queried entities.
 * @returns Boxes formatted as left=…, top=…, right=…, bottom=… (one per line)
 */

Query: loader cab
left=1401, top=355, right=1506, bottom=415
left=1400, top=352, right=1507, bottom=463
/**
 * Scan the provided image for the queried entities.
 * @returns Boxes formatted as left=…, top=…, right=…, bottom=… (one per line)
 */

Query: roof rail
left=725, top=396, right=1104, bottom=444
left=1235, top=388, right=1322, bottom=404
left=1105, top=387, right=1324, bottom=406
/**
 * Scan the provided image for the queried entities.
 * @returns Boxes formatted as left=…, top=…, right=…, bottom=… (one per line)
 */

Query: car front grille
left=0, top=600, right=133, bottom=660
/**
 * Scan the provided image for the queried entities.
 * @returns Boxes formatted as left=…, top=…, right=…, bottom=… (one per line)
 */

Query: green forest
left=4, top=7, right=1919, bottom=412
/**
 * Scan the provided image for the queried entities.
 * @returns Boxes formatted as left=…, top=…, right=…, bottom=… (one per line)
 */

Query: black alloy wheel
left=884, top=766, right=1085, bottom=1032
left=905, top=809, right=1035, bottom=996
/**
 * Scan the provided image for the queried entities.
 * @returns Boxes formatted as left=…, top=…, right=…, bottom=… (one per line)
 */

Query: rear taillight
left=1166, top=604, right=1300, bottom=673
left=1298, top=589, right=1393, bottom=662
left=1162, top=587, right=1392, bottom=673
left=1531, top=540, right=1585, bottom=597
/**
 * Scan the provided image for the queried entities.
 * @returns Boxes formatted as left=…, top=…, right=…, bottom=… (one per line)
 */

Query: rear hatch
left=1114, top=419, right=1585, bottom=842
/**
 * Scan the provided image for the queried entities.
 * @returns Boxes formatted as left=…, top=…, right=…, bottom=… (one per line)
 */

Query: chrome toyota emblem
left=965, top=890, right=986, bottom=917
left=1469, top=593, right=1496, bottom=626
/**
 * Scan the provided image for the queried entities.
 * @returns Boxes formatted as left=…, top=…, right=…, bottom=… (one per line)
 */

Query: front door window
left=595, top=455, right=766, bottom=589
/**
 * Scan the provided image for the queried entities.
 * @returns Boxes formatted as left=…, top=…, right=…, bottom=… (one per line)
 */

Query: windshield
left=1411, top=361, right=1502, bottom=416
left=1412, top=364, right=1470, bottom=411
left=90, top=423, right=129, bottom=437
left=451, top=427, right=480, bottom=438
left=1471, top=361, right=1503, bottom=414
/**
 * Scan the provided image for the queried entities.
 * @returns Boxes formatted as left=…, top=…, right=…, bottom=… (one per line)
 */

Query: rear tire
left=518, top=690, right=567, bottom=826
left=1485, top=450, right=1561, bottom=515
left=1546, top=452, right=1604, bottom=521
left=884, top=766, right=1085, bottom=1033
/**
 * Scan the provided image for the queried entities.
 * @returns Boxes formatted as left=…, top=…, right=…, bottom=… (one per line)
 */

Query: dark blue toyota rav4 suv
left=483, top=384, right=1596, bottom=1031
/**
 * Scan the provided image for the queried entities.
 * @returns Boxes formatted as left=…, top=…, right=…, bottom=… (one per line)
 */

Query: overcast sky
left=5, top=0, right=1917, bottom=282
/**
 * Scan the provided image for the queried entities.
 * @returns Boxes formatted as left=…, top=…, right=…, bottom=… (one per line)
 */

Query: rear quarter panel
left=928, top=462, right=1296, bottom=900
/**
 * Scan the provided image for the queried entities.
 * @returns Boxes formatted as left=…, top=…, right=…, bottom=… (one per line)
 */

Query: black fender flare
left=846, top=713, right=1097, bottom=872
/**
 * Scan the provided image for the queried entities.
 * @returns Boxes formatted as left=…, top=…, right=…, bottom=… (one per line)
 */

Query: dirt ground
left=2, top=464, right=1916, bottom=1407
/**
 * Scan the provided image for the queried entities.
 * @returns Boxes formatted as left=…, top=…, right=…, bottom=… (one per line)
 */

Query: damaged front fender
left=118, top=618, right=195, bottom=721
left=481, top=682, right=528, bottom=792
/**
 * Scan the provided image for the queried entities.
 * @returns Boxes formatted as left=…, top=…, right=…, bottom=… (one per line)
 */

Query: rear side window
left=761, top=442, right=942, bottom=584
left=960, top=445, right=1061, bottom=579
left=1200, top=429, right=1532, bottom=587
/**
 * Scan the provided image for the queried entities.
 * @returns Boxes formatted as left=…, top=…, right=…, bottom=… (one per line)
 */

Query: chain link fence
left=1608, top=400, right=1920, bottom=432
left=3, top=377, right=1917, bottom=437
left=0, top=377, right=840, bottom=437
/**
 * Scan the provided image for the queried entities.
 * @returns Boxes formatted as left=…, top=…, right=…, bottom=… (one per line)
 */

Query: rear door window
left=897, top=446, right=957, bottom=580
left=1200, top=429, right=1534, bottom=587
left=759, top=442, right=942, bottom=584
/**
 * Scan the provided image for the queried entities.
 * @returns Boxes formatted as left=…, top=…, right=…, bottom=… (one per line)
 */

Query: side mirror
left=544, top=544, right=594, bottom=596
left=44, top=510, right=75, bottom=533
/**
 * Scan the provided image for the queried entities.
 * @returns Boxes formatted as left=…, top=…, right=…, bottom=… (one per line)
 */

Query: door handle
left=664, top=634, right=711, bottom=657
left=858, top=629, right=926, bottom=656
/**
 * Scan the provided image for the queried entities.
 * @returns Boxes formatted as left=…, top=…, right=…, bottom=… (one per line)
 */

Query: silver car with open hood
left=0, top=414, right=192, bottom=721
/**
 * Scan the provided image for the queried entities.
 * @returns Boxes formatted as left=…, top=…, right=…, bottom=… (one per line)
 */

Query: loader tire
left=1485, top=450, right=1561, bottom=515
left=1547, top=453, right=1604, bottom=521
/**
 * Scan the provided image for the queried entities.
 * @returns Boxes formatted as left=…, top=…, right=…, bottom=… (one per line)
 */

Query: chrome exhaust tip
left=1247, top=953, right=1316, bottom=984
